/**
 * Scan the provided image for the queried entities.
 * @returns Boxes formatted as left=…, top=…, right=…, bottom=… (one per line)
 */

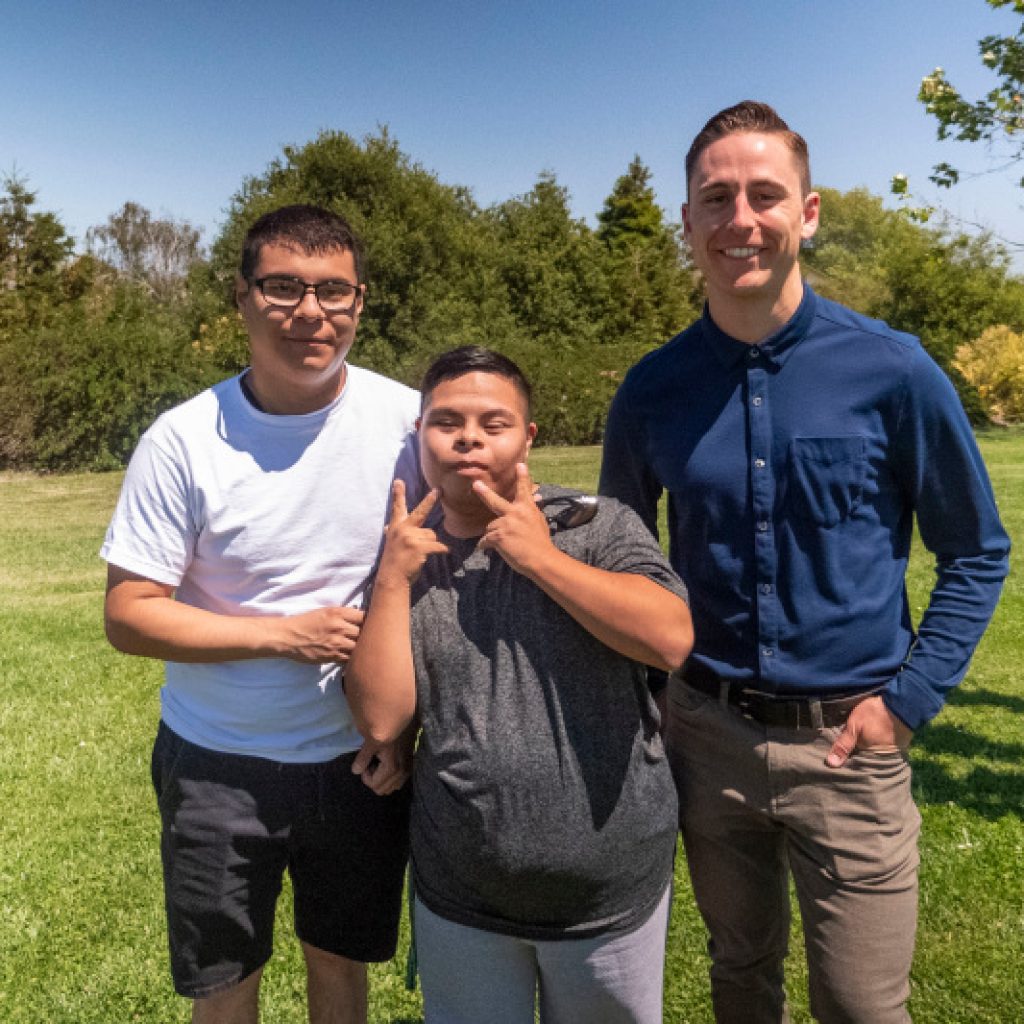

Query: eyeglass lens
left=258, top=276, right=357, bottom=310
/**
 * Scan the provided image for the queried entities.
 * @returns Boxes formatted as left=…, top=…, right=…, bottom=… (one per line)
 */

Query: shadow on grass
left=912, top=717, right=1024, bottom=820
left=946, top=685, right=1024, bottom=715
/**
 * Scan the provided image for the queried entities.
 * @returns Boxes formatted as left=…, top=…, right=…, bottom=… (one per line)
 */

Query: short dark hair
left=239, top=204, right=365, bottom=282
left=685, top=100, right=811, bottom=196
left=420, top=346, right=533, bottom=418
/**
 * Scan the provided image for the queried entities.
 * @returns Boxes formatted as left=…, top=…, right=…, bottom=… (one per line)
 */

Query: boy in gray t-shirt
left=346, top=346, right=693, bottom=1024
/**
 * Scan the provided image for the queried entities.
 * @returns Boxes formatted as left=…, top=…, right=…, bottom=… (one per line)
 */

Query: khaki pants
left=666, top=675, right=920, bottom=1024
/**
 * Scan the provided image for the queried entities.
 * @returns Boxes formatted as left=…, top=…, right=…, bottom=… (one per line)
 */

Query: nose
left=728, top=193, right=756, bottom=231
left=294, top=285, right=324, bottom=319
left=455, top=423, right=482, bottom=449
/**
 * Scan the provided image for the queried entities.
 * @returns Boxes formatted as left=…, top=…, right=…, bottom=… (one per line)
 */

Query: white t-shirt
left=101, top=364, right=421, bottom=762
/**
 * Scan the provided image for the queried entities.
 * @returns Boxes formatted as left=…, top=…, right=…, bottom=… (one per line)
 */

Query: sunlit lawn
left=1, top=431, right=1020, bottom=1022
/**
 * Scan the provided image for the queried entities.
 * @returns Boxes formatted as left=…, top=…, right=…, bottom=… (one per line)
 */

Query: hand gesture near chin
left=473, top=463, right=553, bottom=577
left=376, top=480, right=448, bottom=589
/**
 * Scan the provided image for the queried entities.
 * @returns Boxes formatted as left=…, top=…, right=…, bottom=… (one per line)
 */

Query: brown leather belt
left=682, top=666, right=881, bottom=730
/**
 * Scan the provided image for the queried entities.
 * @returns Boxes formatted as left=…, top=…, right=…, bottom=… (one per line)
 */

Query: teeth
left=724, top=247, right=760, bottom=257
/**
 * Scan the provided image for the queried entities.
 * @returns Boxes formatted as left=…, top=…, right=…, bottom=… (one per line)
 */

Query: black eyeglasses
left=251, top=275, right=362, bottom=313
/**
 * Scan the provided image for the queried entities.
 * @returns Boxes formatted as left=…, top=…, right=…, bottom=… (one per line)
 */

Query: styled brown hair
left=685, top=101, right=811, bottom=195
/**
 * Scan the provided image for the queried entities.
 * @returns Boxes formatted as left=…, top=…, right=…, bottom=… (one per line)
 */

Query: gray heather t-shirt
left=409, top=486, right=686, bottom=940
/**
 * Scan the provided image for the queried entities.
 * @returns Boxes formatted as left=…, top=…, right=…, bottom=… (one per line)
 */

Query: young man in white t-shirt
left=102, top=205, right=420, bottom=1024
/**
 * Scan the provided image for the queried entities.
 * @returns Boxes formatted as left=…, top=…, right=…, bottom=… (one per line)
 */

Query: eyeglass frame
left=248, top=274, right=364, bottom=314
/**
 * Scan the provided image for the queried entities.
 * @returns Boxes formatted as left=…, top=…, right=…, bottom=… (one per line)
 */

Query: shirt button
left=754, top=458, right=766, bottom=469
left=757, top=520, right=769, bottom=532
left=750, top=348, right=760, bottom=359
left=762, top=647, right=774, bottom=657
left=752, top=396, right=763, bottom=407
left=760, top=583, right=772, bottom=594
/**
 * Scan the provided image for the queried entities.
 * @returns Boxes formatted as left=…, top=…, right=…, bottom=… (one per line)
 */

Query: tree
left=596, top=156, right=700, bottom=349
left=0, top=284, right=203, bottom=469
left=917, top=0, right=1024, bottom=189
left=954, top=324, right=1024, bottom=422
left=85, top=202, right=204, bottom=301
left=596, top=156, right=665, bottom=246
left=488, top=171, right=610, bottom=349
left=0, top=179, right=220, bottom=469
left=0, top=173, right=76, bottom=329
left=803, top=187, right=904, bottom=309
left=803, top=186, right=1024, bottom=421
left=207, top=128, right=518, bottom=380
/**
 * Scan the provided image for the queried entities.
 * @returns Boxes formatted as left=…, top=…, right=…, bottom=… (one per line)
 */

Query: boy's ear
left=234, top=274, right=249, bottom=310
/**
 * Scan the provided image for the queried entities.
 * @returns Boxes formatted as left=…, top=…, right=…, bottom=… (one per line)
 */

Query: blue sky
left=3, top=0, right=1022, bottom=264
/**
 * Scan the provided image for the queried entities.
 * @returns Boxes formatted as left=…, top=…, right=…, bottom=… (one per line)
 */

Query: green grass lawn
left=1, top=434, right=1021, bottom=1023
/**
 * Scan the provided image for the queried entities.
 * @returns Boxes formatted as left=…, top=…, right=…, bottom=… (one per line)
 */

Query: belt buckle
left=733, top=689, right=760, bottom=721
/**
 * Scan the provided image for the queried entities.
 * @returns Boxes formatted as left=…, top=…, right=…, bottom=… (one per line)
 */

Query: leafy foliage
left=0, top=173, right=77, bottom=331
left=955, top=324, right=1024, bottom=422
left=918, top=1, right=1024, bottom=189
left=209, top=128, right=519, bottom=378
left=3, top=136, right=1024, bottom=467
left=0, top=281, right=218, bottom=470
left=804, top=187, right=1024, bottom=421
left=596, top=157, right=702, bottom=351
left=0, top=180, right=223, bottom=470
left=204, top=133, right=699, bottom=447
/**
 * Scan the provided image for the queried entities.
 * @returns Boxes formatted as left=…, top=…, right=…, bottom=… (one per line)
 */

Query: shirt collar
left=702, top=283, right=817, bottom=370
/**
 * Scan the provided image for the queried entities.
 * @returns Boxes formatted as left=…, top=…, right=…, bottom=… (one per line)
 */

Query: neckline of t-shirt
left=437, top=521, right=484, bottom=547
left=234, top=366, right=354, bottom=427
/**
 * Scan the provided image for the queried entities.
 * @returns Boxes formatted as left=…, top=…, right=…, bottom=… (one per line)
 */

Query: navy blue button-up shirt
left=600, top=285, right=1009, bottom=729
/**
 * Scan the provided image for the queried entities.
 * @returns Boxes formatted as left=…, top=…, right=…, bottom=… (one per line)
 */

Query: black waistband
left=680, top=664, right=882, bottom=729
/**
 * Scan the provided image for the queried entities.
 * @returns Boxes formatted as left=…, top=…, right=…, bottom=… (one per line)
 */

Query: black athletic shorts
left=151, top=721, right=411, bottom=998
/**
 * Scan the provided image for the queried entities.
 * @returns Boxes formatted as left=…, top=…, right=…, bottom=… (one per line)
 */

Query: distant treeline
left=2, top=129, right=1023, bottom=470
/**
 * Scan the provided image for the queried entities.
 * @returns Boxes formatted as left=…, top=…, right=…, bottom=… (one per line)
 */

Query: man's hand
left=825, top=695, right=913, bottom=768
left=276, top=606, right=365, bottom=664
left=376, top=481, right=448, bottom=589
left=474, top=463, right=553, bottom=576
left=352, top=729, right=415, bottom=795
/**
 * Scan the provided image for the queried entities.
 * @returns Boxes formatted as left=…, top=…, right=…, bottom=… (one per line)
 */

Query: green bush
left=954, top=324, right=1024, bottom=424
left=0, top=283, right=216, bottom=470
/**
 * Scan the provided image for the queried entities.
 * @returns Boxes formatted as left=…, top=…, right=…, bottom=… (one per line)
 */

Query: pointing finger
left=471, top=479, right=512, bottom=515
left=389, top=479, right=408, bottom=525
left=407, top=488, right=440, bottom=526
left=514, top=462, right=533, bottom=503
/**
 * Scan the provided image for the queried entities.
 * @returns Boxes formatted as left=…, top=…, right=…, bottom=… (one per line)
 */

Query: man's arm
left=104, top=565, right=365, bottom=665
left=885, top=351, right=1010, bottom=729
left=475, top=466, right=693, bottom=672
left=345, top=485, right=448, bottom=744
left=598, top=380, right=663, bottom=537
left=827, top=351, right=1010, bottom=767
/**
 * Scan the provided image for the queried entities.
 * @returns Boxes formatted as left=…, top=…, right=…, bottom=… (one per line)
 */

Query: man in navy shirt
left=600, top=101, right=1009, bottom=1024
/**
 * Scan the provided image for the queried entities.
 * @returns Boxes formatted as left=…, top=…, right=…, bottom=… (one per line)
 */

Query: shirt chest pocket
left=785, top=436, right=866, bottom=527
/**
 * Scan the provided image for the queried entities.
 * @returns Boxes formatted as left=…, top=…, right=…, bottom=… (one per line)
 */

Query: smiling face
left=418, top=371, right=537, bottom=535
left=683, top=131, right=820, bottom=332
left=234, top=243, right=364, bottom=414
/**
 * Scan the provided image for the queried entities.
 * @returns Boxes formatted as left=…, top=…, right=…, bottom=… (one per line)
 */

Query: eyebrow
left=424, top=404, right=518, bottom=419
left=696, top=176, right=789, bottom=195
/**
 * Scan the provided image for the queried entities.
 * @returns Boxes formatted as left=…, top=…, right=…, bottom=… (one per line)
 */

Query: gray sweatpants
left=413, top=883, right=671, bottom=1024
